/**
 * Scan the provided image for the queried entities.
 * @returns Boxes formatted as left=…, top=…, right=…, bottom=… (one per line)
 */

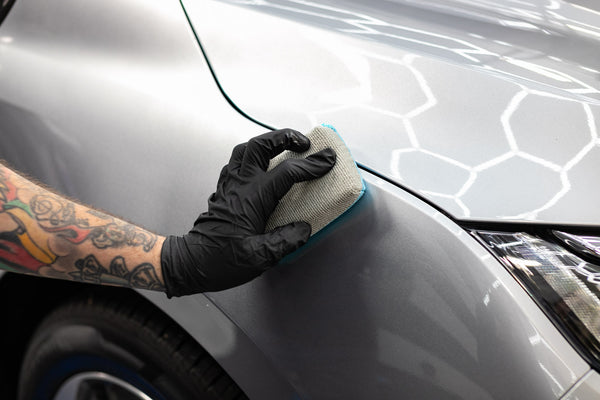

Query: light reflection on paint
left=194, top=0, right=600, bottom=222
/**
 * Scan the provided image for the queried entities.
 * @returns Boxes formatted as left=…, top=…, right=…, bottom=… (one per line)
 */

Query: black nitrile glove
left=161, top=129, right=337, bottom=297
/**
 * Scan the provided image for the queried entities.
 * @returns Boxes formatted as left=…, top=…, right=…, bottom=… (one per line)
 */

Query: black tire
left=18, top=290, right=248, bottom=400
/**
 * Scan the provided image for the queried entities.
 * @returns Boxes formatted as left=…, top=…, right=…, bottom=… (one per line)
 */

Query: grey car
left=1, top=0, right=600, bottom=398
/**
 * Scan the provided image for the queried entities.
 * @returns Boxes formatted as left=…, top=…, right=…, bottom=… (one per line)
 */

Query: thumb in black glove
left=161, top=129, right=336, bottom=296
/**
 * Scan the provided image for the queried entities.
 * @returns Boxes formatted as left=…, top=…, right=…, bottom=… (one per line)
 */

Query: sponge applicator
left=265, top=125, right=365, bottom=236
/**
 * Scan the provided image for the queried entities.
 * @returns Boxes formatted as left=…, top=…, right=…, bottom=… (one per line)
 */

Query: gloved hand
left=161, top=129, right=337, bottom=296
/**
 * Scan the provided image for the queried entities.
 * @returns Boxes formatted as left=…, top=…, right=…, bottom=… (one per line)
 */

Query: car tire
left=17, top=290, right=247, bottom=400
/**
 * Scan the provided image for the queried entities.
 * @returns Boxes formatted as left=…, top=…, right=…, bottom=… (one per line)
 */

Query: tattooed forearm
left=30, top=194, right=82, bottom=227
left=0, top=164, right=166, bottom=292
left=89, top=223, right=157, bottom=251
left=71, top=254, right=164, bottom=291
left=30, top=194, right=158, bottom=252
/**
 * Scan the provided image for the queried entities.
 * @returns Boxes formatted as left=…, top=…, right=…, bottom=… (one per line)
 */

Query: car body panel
left=562, top=370, right=600, bottom=399
left=0, top=0, right=266, bottom=231
left=208, top=171, right=589, bottom=399
left=0, top=0, right=596, bottom=398
left=183, top=0, right=600, bottom=225
left=0, top=1, right=293, bottom=398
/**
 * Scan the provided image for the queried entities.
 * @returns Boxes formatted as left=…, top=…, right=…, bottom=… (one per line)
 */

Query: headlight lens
left=474, top=230, right=600, bottom=366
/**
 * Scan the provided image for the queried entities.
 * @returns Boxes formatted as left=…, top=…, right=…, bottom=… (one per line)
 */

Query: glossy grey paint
left=209, top=172, right=589, bottom=399
left=0, top=0, right=265, bottom=230
left=562, top=370, right=600, bottom=399
left=0, top=0, right=593, bottom=399
left=0, top=0, right=294, bottom=397
left=184, top=0, right=600, bottom=225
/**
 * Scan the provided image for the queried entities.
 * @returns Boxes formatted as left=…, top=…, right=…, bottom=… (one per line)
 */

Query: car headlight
left=473, top=229, right=600, bottom=368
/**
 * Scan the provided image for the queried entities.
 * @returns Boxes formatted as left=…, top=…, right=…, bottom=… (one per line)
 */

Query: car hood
left=183, top=0, right=600, bottom=226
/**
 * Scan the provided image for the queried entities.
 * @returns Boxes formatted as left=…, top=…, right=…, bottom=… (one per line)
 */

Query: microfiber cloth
left=265, top=125, right=365, bottom=235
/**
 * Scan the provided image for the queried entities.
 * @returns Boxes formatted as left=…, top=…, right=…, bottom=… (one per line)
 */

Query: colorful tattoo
left=0, top=166, right=164, bottom=291
left=0, top=169, right=55, bottom=272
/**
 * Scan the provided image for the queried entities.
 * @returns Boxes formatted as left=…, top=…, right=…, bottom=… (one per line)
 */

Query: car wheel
left=18, top=291, right=247, bottom=400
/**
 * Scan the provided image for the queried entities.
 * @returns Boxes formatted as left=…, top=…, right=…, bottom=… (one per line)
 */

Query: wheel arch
left=0, top=272, right=91, bottom=398
left=0, top=272, right=297, bottom=400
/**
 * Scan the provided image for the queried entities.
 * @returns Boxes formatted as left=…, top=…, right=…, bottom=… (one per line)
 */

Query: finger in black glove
left=161, top=129, right=337, bottom=296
